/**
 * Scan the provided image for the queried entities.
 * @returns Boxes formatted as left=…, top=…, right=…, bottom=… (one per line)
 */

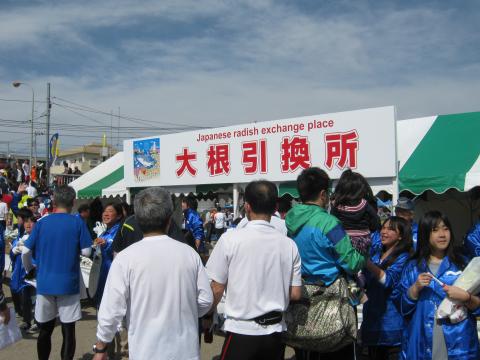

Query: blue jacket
left=94, top=222, right=120, bottom=305
left=9, top=230, right=34, bottom=294
left=183, top=208, right=205, bottom=252
left=285, top=204, right=366, bottom=285
left=464, top=222, right=480, bottom=259
left=361, top=244, right=409, bottom=346
left=394, top=257, right=480, bottom=360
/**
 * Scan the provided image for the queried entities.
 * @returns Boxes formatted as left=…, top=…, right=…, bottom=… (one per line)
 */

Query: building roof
left=58, top=143, right=118, bottom=157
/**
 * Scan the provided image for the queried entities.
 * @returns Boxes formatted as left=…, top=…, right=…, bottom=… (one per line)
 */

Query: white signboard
left=124, top=106, right=396, bottom=187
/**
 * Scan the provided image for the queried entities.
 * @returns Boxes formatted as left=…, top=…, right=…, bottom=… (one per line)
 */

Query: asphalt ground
left=1, top=283, right=295, bottom=359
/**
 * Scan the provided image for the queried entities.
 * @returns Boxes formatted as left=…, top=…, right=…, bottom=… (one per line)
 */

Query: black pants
left=37, top=319, right=76, bottom=360
left=21, top=286, right=34, bottom=326
left=219, top=332, right=283, bottom=360
left=367, top=345, right=400, bottom=360
left=294, top=343, right=355, bottom=360
left=11, top=291, right=23, bottom=317
left=214, top=227, right=225, bottom=240
left=206, top=223, right=214, bottom=241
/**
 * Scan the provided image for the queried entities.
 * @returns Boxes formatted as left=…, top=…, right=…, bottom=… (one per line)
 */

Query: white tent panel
left=69, top=152, right=124, bottom=192
left=102, top=179, right=128, bottom=198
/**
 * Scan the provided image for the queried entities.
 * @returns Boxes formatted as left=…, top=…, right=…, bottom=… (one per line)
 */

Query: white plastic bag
left=437, top=257, right=480, bottom=323
left=0, top=308, right=22, bottom=350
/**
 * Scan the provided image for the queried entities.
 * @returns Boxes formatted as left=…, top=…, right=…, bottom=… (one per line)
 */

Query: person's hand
left=195, top=239, right=201, bottom=250
left=443, top=285, right=471, bottom=303
left=95, top=238, right=106, bottom=247
left=414, top=273, right=432, bottom=291
left=0, top=307, right=10, bottom=325
left=202, top=316, right=213, bottom=331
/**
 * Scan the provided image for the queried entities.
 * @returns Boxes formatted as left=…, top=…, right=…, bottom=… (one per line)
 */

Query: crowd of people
left=1, top=166, right=480, bottom=360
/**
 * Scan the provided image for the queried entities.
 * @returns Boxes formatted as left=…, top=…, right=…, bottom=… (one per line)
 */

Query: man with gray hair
left=93, top=187, right=213, bottom=360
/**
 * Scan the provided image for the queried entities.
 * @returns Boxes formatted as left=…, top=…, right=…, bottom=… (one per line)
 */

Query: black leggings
left=294, top=343, right=355, bottom=360
left=21, top=286, right=34, bottom=326
left=38, top=320, right=76, bottom=360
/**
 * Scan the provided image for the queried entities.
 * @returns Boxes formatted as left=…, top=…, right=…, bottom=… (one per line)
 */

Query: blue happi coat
left=94, top=222, right=120, bottom=305
left=361, top=238, right=409, bottom=346
left=464, top=222, right=480, bottom=259
left=183, top=208, right=205, bottom=252
left=394, top=257, right=480, bottom=360
left=9, top=229, right=35, bottom=294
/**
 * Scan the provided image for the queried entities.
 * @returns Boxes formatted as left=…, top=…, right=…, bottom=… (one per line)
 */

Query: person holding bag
left=284, top=167, right=367, bottom=360
left=394, top=211, right=480, bottom=359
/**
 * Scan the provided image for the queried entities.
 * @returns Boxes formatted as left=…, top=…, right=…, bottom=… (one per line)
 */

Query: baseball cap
left=395, top=197, right=414, bottom=211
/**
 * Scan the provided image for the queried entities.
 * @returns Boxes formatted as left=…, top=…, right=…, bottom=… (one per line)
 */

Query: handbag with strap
left=283, top=275, right=357, bottom=353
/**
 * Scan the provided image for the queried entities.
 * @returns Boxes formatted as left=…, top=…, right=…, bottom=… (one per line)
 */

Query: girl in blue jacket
left=361, top=216, right=413, bottom=360
left=395, top=211, right=480, bottom=360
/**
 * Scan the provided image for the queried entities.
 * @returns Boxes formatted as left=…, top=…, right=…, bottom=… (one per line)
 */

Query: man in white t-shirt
left=22, top=160, right=30, bottom=178
left=213, top=207, right=225, bottom=239
left=236, top=212, right=287, bottom=235
left=93, top=187, right=213, bottom=359
left=206, top=180, right=302, bottom=360
left=26, top=181, right=38, bottom=198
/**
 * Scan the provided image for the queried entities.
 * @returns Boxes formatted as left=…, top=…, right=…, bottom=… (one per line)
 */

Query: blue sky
left=0, top=0, right=479, bottom=156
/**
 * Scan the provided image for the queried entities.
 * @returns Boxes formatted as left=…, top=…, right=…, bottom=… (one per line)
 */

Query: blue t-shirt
left=25, top=213, right=92, bottom=295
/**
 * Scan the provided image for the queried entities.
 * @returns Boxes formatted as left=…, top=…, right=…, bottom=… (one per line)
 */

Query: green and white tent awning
left=70, top=152, right=124, bottom=199
left=398, top=112, right=480, bottom=195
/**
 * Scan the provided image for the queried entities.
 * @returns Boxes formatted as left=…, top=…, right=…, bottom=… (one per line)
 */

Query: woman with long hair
left=394, top=211, right=480, bottom=359
left=94, top=202, right=124, bottom=306
left=361, top=217, right=413, bottom=360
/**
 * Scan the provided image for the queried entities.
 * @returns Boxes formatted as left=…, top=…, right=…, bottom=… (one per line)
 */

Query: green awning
left=195, top=183, right=232, bottom=194
left=399, top=112, right=480, bottom=194
left=77, top=166, right=124, bottom=199
left=278, top=181, right=298, bottom=198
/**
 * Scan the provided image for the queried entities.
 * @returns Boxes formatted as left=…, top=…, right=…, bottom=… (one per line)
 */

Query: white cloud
left=0, top=0, right=479, bottom=155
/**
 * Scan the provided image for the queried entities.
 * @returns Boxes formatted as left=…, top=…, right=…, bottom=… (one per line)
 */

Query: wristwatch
left=93, top=343, right=108, bottom=353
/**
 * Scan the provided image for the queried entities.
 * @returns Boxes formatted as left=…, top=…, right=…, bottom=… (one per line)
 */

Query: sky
left=0, top=0, right=479, bottom=157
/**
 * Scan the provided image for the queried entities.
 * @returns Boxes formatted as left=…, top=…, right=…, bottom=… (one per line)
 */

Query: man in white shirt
left=93, top=187, right=213, bottom=360
left=213, top=206, right=225, bottom=239
left=26, top=181, right=38, bottom=198
left=206, top=180, right=302, bottom=360
left=22, top=160, right=30, bottom=178
left=236, top=212, right=287, bottom=235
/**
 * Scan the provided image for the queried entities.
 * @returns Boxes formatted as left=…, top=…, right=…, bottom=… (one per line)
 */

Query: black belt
left=251, top=311, right=283, bottom=326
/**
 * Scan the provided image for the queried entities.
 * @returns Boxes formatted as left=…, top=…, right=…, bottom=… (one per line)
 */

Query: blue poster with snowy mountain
left=133, top=138, right=160, bottom=182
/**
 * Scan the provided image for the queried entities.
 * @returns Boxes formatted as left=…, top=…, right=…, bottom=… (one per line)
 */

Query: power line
left=0, top=97, right=47, bottom=104
left=52, top=96, right=214, bottom=129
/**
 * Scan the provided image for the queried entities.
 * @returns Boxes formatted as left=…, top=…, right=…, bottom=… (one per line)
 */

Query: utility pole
left=117, top=107, right=120, bottom=150
left=46, top=83, right=51, bottom=186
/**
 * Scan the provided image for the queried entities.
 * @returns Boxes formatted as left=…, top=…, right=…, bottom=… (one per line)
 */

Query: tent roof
left=398, top=112, right=480, bottom=194
left=70, top=152, right=124, bottom=199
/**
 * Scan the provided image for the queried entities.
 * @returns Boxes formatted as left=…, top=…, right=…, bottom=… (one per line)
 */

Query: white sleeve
left=291, top=242, right=302, bottom=287
left=21, top=246, right=34, bottom=272
left=205, top=237, right=229, bottom=285
left=196, top=258, right=214, bottom=317
left=96, top=258, right=129, bottom=343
